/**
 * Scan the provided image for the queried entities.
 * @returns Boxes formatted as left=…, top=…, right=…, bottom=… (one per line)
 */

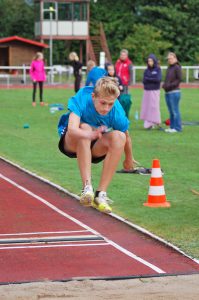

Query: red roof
left=0, top=36, right=49, bottom=48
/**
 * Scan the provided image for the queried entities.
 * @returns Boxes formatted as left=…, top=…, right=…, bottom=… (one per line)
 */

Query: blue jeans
left=165, top=91, right=182, bottom=131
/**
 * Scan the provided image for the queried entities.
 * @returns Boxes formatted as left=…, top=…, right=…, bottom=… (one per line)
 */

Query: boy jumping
left=58, top=77, right=135, bottom=214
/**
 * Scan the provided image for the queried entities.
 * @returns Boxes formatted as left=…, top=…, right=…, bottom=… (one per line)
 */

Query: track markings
left=0, top=235, right=104, bottom=244
left=0, top=173, right=166, bottom=274
left=0, top=243, right=109, bottom=250
left=0, top=230, right=89, bottom=237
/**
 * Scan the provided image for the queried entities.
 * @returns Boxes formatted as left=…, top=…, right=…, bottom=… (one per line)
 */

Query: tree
left=135, top=0, right=199, bottom=63
left=90, top=0, right=136, bottom=62
left=123, top=24, right=172, bottom=64
left=90, top=0, right=199, bottom=64
left=0, top=0, right=34, bottom=39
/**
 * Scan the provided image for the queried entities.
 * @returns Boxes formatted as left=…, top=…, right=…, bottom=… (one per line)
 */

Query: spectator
left=162, top=52, right=182, bottom=133
left=107, top=64, right=123, bottom=97
left=107, top=63, right=132, bottom=117
left=69, top=52, right=83, bottom=93
left=30, top=52, right=46, bottom=107
left=85, top=60, right=107, bottom=86
left=115, top=49, right=133, bottom=94
left=140, top=54, right=162, bottom=129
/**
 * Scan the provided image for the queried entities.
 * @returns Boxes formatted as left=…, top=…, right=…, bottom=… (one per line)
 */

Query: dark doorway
left=0, top=47, right=9, bottom=66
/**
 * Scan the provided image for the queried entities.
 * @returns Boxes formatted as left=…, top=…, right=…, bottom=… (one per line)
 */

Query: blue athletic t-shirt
left=58, top=87, right=129, bottom=137
left=85, top=66, right=107, bottom=86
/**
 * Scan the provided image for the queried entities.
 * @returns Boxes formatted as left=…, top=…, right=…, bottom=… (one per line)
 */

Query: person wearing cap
left=162, top=52, right=182, bottom=133
left=140, top=54, right=162, bottom=129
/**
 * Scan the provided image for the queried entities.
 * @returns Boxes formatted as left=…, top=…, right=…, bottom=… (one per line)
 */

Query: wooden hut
left=0, top=36, right=48, bottom=67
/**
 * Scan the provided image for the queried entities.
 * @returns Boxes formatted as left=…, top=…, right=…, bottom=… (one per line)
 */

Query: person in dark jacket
left=162, top=52, right=182, bottom=133
left=107, top=64, right=123, bottom=96
left=107, top=63, right=132, bottom=117
left=140, top=54, right=162, bottom=129
left=69, top=52, right=82, bottom=92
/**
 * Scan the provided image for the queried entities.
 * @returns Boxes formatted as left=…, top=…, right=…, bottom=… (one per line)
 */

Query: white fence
left=0, top=65, right=76, bottom=86
left=0, top=65, right=198, bottom=87
left=132, top=66, right=199, bottom=85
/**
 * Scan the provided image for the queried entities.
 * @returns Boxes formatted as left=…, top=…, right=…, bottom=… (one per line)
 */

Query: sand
left=0, top=274, right=199, bottom=300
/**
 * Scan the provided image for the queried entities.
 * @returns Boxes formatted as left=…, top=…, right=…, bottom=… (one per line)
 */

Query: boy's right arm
left=67, top=113, right=104, bottom=140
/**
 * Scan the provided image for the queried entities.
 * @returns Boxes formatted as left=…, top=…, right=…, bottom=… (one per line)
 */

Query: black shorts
left=58, top=127, right=106, bottom=164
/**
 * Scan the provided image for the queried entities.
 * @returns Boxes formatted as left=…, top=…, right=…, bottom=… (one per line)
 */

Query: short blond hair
left=94, top=77, right=120, bottom=99
left=69, top=52, right=79, bottom=61
left=87, top=60, right=96, bottom=72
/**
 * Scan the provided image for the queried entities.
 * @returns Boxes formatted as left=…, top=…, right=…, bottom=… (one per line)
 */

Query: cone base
left=143, top=201, right=171, bottom=208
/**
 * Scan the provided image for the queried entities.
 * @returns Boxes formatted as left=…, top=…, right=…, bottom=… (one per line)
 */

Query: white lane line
left=0, top=243, right=109, bottom=250
left=0, top=230, right=89, bottom=237
left=0, top=173, right=165, bottom=274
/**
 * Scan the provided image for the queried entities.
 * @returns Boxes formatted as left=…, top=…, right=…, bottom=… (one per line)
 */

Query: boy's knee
left=109, top=131, right=126, bottom=148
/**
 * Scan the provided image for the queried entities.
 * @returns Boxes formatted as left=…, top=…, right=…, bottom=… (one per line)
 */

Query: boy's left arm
left=123, top=130, right=138, bottom=170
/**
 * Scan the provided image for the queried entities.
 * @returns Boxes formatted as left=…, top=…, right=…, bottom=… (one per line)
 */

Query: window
left=58, top=3, right=72, bottom=21
left=43, top=2, right=56, bottom=20
left=73, top=2, right=88, bottom=21
left=66, top=3, right=73, bottom=21
left=74, top=3, right=80, bottom=21
left=81, top=3, right=87, bottom=21
left=50, top=2, right=88, bottom=22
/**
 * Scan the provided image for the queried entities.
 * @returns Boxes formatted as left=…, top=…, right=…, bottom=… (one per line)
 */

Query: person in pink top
left=30, top=52, right=46, bottom=107
left=115, top=49, right=133, bottom=94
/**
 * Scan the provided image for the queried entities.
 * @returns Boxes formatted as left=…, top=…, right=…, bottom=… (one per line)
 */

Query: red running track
left=0, top=158, right=199, bottom=284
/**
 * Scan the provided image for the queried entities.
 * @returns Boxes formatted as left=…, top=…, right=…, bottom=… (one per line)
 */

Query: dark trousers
left=74, top=75, right=82, bottom=93
left=121, top=85, right=129, bottom=95
left=32, top=81, right=43, bottom=102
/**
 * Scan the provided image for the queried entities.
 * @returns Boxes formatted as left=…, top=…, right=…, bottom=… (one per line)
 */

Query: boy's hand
left=89, top=126, right=105, bottom=140
left=123, top=158, right=139, bottom=171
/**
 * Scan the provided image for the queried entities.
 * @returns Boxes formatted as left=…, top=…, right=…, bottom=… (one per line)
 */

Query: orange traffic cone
left=143, top=159, right=170, bottom=208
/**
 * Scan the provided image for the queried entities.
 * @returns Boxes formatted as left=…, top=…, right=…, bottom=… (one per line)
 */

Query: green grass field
left=0, top=87, right=199, bottom=258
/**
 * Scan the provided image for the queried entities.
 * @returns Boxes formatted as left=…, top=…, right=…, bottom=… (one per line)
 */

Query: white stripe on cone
left=151, top=168, right=162, bottom=178
left=149, top=186, right=165, bottom=196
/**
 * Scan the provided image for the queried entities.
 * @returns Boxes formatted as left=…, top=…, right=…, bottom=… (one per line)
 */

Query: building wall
left=9, top=42, right=44, bottom=66
left=35, top=21, right=88, bottom=36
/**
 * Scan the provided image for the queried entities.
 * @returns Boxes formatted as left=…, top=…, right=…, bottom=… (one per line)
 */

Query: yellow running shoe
left=80, top=185, right=94, bottom=207
left=92, top=191, right=112, bottom=214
